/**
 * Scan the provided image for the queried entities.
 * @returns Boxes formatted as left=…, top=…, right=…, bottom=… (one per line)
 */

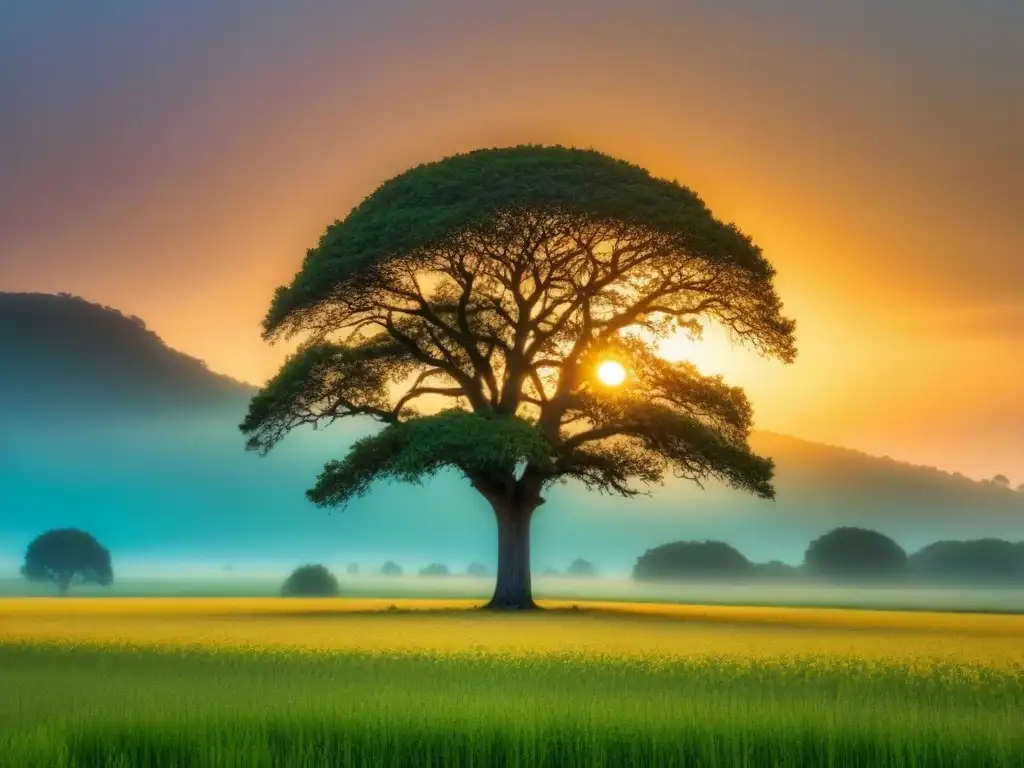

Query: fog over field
left=3, top=570, right=1023, bottom=615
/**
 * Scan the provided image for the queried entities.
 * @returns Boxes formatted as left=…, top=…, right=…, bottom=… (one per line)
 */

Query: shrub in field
left=380, top=561, right=403, bottom=576
left=633, top=540, right=752, bottom=581
left=419, top=563, right=450, bottom=577
left=566, top=559, right=596, bottom=577
left=20, top=528, right=113, bottom=594
left=804, top=527, right=907, bottom=579
left=280, top=564, right=340, bottom=597
left=466, top=562, right=489, bottom=577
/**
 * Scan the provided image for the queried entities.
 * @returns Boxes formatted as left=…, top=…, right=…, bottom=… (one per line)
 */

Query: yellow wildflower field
left=2, top=597, right=1022, bottom=669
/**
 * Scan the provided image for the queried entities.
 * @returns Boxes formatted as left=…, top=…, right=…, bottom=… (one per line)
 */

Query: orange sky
left=1, top=2, right=1021, bottom=482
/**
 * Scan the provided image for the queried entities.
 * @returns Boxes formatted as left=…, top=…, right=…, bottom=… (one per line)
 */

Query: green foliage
left=307, top=410, right=554, bottom=508
left=21, top=529, right=113, bottom=594
left=380, top=561, right=403, bottom=576
left=244, top=145, right=797, bottom=528
left=616, top=404, right=773, bottom=499
left=241, top=338, right=417, bottom=454
left=280, top=564, right=340, bottom=597
left=634, top=541, right=753, bottom=581
left=910, top=539, right=1024, bottom=582
left=555, top=341, right=772, bottom=498
left=263, top=146, right=790, bottom=349
left=804, top=527, right=908, bottom=579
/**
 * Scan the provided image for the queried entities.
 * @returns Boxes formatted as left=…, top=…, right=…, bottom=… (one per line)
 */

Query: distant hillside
left=0, top=292, right=254, bottom=417
left=1, top=292, right=1022, bottom=570
left=748, top=431, right=1024, bottom=518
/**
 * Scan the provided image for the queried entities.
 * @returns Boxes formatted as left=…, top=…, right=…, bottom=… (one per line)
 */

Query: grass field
left=2, top=598, right=1023, bottom=767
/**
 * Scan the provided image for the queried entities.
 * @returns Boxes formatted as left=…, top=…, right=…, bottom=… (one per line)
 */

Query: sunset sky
left=1, top=1, right=1021, bottom=482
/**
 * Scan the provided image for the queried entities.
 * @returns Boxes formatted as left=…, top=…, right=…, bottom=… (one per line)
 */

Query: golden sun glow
left=597, top=360, right=627, bottom=387
left=650, top=325, right=735, bottom=376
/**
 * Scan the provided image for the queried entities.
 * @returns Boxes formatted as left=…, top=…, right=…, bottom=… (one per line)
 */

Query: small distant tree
left=21, top=529, right=113, bottom=594
left=633, top=540, right=752, bottom=581
left=381, top=560, right=403, bottom=576
left=419, top=563, right=451, bottom=576
left=566, top=559, right=596, bottom=577
left=1018, top=484, right=1024, bottom=493
left=542, top=566, right=559, bottom=576
left=466, top=562, right=489, bottom=577
left=804, top=527, right=908, bottom=579
left=346, top=562, right=359, bottom=575
left=280, top=564, right=340, bottom=597
left=992, top=474, right=1011, bottom=488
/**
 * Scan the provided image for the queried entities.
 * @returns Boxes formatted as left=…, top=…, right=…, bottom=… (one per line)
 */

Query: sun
left=597, top=360, right=626, bottom=387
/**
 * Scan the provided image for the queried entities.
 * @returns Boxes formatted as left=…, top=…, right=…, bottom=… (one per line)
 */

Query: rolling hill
left=1, top=292, right=1022, bottom=573
left=0, top=292, right=253, bottom=417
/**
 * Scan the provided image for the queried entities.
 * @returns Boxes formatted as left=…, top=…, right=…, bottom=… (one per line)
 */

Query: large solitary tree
left=241, top=146, right=796, bottom=610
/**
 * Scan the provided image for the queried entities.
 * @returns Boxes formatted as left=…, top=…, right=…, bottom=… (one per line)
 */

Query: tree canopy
left=242, top=146, right=794, bottom=509
left=804, top=527, right=908, bottom=579
left=21, top=528, right=113, bottom=594
left=633, top=540, right=753, bottom=581
left=910, top=539, right=1024, bottom=582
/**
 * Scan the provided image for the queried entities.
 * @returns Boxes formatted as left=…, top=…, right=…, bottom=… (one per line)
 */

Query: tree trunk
left=485, top=501, right=538, bottom=610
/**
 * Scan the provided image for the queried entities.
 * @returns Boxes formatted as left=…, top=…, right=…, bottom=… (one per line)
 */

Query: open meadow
left=2, top=598, right=1024, bottom=767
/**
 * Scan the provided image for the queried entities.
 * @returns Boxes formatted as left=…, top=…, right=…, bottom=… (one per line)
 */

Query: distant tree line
left=633, top=527, right=1024, bottom=583
left=23, top=525, right=1023, bottom=597
left=988, top=473, right=1024, bottom=494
